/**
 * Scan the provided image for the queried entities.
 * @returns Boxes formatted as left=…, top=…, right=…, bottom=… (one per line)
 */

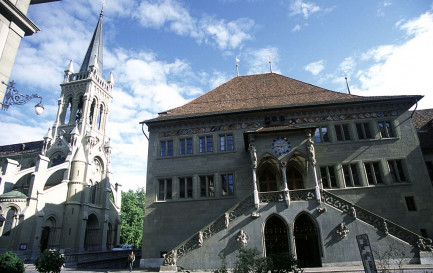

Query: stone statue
left=249, top=143, right=257, bottom=168
left=350, top=205, right=357, bottom=219
left=224, top=213, right=230, bottom=229
left=198, top=231, right=203, bottom=247
left=306, top=137, right=316, bottom=165
left=237, top=229, right=249, bottom=247
left=336, top=223, right=349, bottom=239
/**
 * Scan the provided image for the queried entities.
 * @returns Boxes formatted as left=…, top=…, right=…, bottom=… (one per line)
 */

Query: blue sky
left=1, top=0, right=433, bottom=191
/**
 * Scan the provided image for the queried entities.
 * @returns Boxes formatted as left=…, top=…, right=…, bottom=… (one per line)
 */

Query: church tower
left=41, top=9, right=117, bottom=252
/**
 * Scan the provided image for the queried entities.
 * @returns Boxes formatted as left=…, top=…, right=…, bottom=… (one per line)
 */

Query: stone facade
left=141, top=73, right=433, bottom=270
left=0, top=11, right=121, bottom=261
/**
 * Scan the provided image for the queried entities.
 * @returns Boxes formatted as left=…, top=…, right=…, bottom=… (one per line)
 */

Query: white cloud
left=292, top=24, right=301, bottom=32
left=350, top=11, right=433, bottom=109
left=243, top=47, right=280, bottom=75
left=131, top=0, right=254, bottom=50
left=288, top=0, right=320, bottom=19
left=304, top=60, right=325, bottom=75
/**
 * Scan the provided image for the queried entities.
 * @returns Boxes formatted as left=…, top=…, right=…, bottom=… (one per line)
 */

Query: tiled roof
left=411, top=109, right=433, bottom=151
left=411, top=109, right=433, bottom=131
left=0, top=140, right=43, bottom=157
left=146, top=73, right=421, bottom=123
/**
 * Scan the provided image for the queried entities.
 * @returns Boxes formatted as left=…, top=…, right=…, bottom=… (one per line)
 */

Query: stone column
left=306, top=131, right=321, bottom=203
left=281, top=162, right=290, bottom=207
left=249, top=142, right=259, bottom=209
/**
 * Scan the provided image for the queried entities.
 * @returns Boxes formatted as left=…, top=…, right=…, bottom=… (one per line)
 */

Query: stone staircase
left=160, top=188, right=433, bottom=269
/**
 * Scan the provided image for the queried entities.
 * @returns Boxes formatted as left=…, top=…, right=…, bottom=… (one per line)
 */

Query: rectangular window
left=314, top=126, right=329, bottom=143
left=378, top=121, right=395, bottom=138
left=364, top=162, right=383, bottom=185
left=335, top=124, right=351, bottom=141
left=200, top=175, right=214, bottom=197
left=221, top=173, right=234, bottom=196
left=405, top=196, right=417, bottom=211
left=356, top=122, right=372, bottom=139
left=179, top=138, right=193, bottom=155
left=157, top=179, right=172, bottom=201
left=342, top=163, right=360, bottom=187
left=320, top=166, right=337, bottom=188
left=388, top=160, right=406, bottom=183
left=199, top=136, right=213, bottom=153
left=220, top=134, right=234, bottom=151
left=179, top=177, right=193, bottom=199
left=160, top=140, right=173, bottom=157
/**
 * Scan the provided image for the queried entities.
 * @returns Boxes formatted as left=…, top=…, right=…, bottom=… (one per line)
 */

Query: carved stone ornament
left=336, top=223, right=349, bottom=239
left=316, top=207, right=327, bottom=213
left=249, top=143, right=257, bottom=168
left=198, top=231, right=204, bottom=247
left=237, top=229, right=249, bottom=247
left=224, top=213, right=230, bottom=229
left=162, top=251, right=177, bottom=266
left=417, top=237, right=433, bottom=252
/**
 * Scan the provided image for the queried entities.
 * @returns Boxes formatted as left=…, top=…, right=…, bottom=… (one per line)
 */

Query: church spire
left=79, top=10, right=103, bottom=77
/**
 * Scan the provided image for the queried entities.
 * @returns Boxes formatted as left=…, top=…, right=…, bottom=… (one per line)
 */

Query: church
left=0, top=11, right=121, bottom=261
left=140, top=73, right=433, bottom=270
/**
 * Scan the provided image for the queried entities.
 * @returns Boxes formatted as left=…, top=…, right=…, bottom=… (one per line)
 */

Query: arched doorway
left=264, top=215, right=289, bottom=257
left=259, top=168, right=278, bottom=192
left=84, top=214, right=100, bottom=251
left=286, top=166, right=304, bottom=190
left=40, top=217, right=56, bottom=252
left=294, top=213, right=321, bottom=267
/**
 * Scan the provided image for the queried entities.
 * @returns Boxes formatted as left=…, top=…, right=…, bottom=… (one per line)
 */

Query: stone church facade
left=0, top=11, right=121, bottom=260
left=141, top=73, right=433, bottom=270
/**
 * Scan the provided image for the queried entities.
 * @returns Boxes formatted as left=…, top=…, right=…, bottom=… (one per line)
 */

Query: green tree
left=34, top=249, right=65, bottom=273
left=120, top=187, right=146, bottom=249
left=0, top=251, right=25, bottom=273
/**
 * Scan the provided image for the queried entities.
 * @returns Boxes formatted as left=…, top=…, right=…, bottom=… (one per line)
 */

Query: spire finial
left=344, top=72, right=351, bottom=95
left=236, top=56, right=240, bottom=77
left=268, top=55, right=273, bottom=73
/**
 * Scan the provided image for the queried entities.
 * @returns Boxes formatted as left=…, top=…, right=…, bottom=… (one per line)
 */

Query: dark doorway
left=259, top=168, right=278, bottom=192
left=40, top=227, right=50, bottom=252
left=84, top=214, right=100, bottom=251
left=264, top=215, right=289, bottom=256
left=294, top=214, right=321, bottom=267
left=286, top=167, right=304, bottom=190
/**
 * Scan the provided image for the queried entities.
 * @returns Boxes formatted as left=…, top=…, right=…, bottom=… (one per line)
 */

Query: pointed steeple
left=79, top=10, right=103, bottom=77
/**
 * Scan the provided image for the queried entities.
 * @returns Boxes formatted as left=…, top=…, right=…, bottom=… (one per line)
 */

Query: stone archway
left=294, top=213, right=321, bottom=267
left=84, top=214, right=100, bottom=251
left=264, top=215, right=289, bottom=257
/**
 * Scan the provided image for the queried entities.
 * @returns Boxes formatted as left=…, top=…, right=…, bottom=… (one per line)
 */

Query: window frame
left=199, top=136, right=213, bottom=153
left=364, top=161, right=383, bottom=185
left=200, top=175, right=215, bottom=197
left=335, top=124, right=352, bottom=141
left=314, top=126, right=330, bottom=143
left=388, top=159, right=407, bottom=183
left=221, top=173, right=234, bottom=196
left=342, top=163, right=360, bottom=187
left=378, top=120, right=395, bottom=138
left=219, top=134, right=234, bottom=152
left=179, top=177, right=193, bottom=199
left=179, top=138, right=193, bottom=155
left=157, top=178, right=172, bottom=201
left=320, top=165, right=337, bottom=189
left=356, top=122, right=373, bottom=140
left=160, top=140, right=174, bottom=157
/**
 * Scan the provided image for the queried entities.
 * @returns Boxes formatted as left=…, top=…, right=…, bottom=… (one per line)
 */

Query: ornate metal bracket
left=1, top=81, right=44, bottom=113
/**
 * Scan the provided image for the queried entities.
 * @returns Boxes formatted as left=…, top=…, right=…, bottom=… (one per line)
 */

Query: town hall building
left=140, top=73, right=433, bottom=270
left=0, top=11, right=121, bottom=261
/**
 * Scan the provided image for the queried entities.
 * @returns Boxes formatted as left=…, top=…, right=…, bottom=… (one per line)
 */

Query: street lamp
left=1, top=81, right=44, bottom=115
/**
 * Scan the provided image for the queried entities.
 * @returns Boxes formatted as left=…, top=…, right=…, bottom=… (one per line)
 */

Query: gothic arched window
left=75, top=96, right=84, bottom=123
left=63, top=97, right=73, bottom=124
left=89, top=99, right=96, bottom=125
left=97, top=104, right=103, bottom=130
left=2, top=207, right=17, bottom=236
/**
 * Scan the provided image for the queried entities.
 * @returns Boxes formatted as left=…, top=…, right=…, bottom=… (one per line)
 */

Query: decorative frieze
left=158, top=110, right=398, bottom=138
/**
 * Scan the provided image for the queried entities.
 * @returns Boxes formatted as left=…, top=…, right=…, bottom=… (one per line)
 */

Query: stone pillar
left=281, top=162, right=290, bottom=207
left=306, top=130, right=321, bottom=203
left=249, top=142, right=259, bottom=209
